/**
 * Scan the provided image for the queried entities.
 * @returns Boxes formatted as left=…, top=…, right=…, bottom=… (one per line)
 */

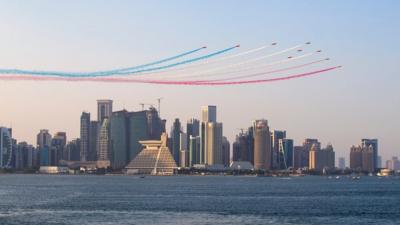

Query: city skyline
left=1, top=99, right=392, bottom=168
left=0, top=0, right=399, bottom=161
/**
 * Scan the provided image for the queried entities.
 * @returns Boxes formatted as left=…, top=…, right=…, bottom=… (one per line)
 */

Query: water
left=0, top=175, right=399, bottom=225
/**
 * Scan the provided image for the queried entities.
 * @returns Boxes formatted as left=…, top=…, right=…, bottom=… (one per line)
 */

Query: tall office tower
left=201, top=105, right=217, bottom=123
left=361, top=145, right=374, bottom=172
left=97, top=99, right=113, bottom=123
left=88, top=121, right=99, bottom=161
left=179, top=132, right=188, bottom=167
left=0, top=127, right=12, bottom=168
left=14, top=142, right=28, bottom=169
left=309, top=144, right=335, bottom=171
left=386, top=157, right=400, bottom=170
left=338, top=157, right=346, bottom=169
left=146, top=107, right=164, bottom=140
left=186, top=118, right=199, bottom=148
left=66, top=139, right=81, bottom=161
left=361, top=139, right=378, bottom=170
left=127, top=111, right=148, bottom=161
left=109, top=110, right=128, bottom=170
left=206, top=122, right=223, bottom=165
left=66, top=138, right=81, bottom=161
left=52, top=132, right=67, bottom=164
left=253, top=119, right=271, bottom=170
left=293, top=146, right=307, bottom=169
left=79, top=112, right=90, bottom=162
left=171, top=118, right=181, bottom=164
left=24, top=143, right=37, bottom=168
left=278, top=138, right=294, bottom=169
left=272, top=130, right=286, bottom=169
left=377, top=155, right=382, bottom=168
left=350, top=144, right=375, bottom=172
left=350, top=145, right=363, bottom=170
left=222, top=136, right=230, bottom=167
left=98, top=118, right=110, bottom=164
left=232, top=128, right=254, bottom=164
left=37, top=129, right=52, bottom=149
left=189, top=136, right=200, bottom=166
left=301, top=139, right=320, bottom=169
left=200, top=106, right=217, bottom=164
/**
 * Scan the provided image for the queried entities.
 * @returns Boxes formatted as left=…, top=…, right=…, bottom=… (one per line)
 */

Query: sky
left=0, top=0, right=399, bottom=164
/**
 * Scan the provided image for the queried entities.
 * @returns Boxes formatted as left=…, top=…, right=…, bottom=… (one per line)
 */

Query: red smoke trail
left=195, top=58, right=329, bottom=83
left=0, top=66, right=341, bottom=85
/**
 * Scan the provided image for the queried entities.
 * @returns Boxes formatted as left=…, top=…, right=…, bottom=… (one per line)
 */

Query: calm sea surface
left=0, top=175, right=399, bottom=225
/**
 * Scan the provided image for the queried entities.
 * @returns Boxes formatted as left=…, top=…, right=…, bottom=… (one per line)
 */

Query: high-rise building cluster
left=1, top=99, right=394, bottom=175
left=231, top=122, right=335, bottom=172
left=349, top=139, right=379, bottom=173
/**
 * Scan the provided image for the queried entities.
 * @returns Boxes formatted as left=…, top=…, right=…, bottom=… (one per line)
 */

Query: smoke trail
left=0, top=46, right=206, bottom=77
left=0, top=46, right=238, bottom=77
left=166, top=51, right=317, bottom=80
left=162, top=43, right=306, bottom=79
left=196, top=58, right=329, bottom=82
left=0, top=66, right=341, bottom=85
left=94, top=46, right=207, bottom=74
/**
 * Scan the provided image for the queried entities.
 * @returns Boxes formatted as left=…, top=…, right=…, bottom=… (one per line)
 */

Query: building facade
left=253, top=119, right=271, bottom=170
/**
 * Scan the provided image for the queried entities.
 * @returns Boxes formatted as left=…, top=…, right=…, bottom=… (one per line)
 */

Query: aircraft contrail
left=161, top=51, right=318, bottom=80
left=0, top=66, right=341, bottom=85
left=159, top=43, right=307, bottom=79
left=0, top=45, right=239, bottom=77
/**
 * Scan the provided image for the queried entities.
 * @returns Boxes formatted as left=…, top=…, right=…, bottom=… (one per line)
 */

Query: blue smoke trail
left=0, top=45, right=238, bottom=78
left=0, top=46, right=206, bottom=77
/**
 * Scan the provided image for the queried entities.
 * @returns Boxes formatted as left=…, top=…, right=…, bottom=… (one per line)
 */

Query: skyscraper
left=350, top=145, right=363, bottom=170
left=145, top=107, right=164, bottom=139
left=338, top=157, right=346, bottom=169
left=189, top=136, right=200, bottom=166
left=66, top=139, right=80, bottom=161
left=232, top=128, right=254, bottom=164
left=301, top=139, right=320, bottom=168
left=97, top=99, right=113, bottom=123
left=206, top=122, right=223, bottom=165
left=272, top=130, right=286, bottom=169
left=386, top=157, right=400, bottom=170
left=253, top=119, right=271, bottom=170
left=201, top=105, right=217, bottom=123
left=87, top=121, right=99, bottom=161
left=110, top=110, right=128, bottom=170
left=179, top=132, right=188, bottom=167
left=80, top=112, right=90, bottom=162
left=278, top=138, right=294, bottom=169
left=361, top=139, right=378, bottom=170
left=52, top=132, right=67, bottom=165
left=37, top=129, right=52, bottom=149
left=98, top=118, right=110, bottom=164
left=309, top=144, right=335, bottom=171
left=127, top=111, right=148, bottom=161
left=171, top=118, right=181, bottom=164
left=222, top=136, right=230, bottom=167
left=361, top=145, right=374, bottom=173
left=200, top=105, right=217, bottom=164
left=0, top=127, right=13, bottom=168
left=186, top=118, right=199, bottom=148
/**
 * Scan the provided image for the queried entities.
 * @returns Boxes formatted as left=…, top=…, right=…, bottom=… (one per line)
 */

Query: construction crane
left=157, top=97, right=163, bottom=117
left=139, top=103, right=154, bottom=111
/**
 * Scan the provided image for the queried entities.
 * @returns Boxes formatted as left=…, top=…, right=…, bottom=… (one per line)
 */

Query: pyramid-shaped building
left=125, top=133, right=178, bottom=175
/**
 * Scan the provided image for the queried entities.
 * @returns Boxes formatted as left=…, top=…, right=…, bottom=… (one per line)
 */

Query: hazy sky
left=0, top=0, right=399, bottom=163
